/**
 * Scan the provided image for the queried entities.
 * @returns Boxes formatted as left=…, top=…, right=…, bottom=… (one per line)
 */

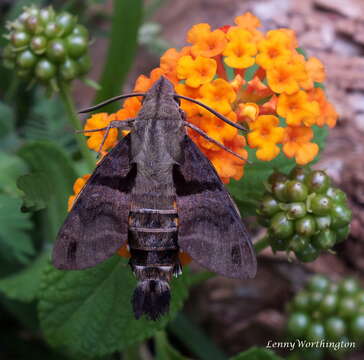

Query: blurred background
left=1, top=0, right=364, bottom=359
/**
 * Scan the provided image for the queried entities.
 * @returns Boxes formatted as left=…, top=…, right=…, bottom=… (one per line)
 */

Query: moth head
left=143, top=76, right=177, bottom=104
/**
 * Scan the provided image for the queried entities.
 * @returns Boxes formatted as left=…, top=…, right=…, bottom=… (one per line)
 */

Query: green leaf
left=0, top=195, right=34, bottom=264
left=0, top=251, right=49, bottom=302
left=244, top=64, right=260, bottom=82
left=39, top=256, right=188, bottom=358
left=18, top=141, right=78, bottom=240
left=22, top=91, right=77, bottom=154
left=0, top=152, right=28, bottom=196
left=155, top=331, right=188, bottom=360
left=17, top=172, right=52, bottom=212
left=228, top=125, right=328, bottom=216
left=230, top=347, right=284, bottom=360
left=314, top=81, right=325, bottom=90
left=169, top=313, right=227, bottom=360
left=296, top=47, right=307, bottom=59
left=94, top=0, right=143, bottom=112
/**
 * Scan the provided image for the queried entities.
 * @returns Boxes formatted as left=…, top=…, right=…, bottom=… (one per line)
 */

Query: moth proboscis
left=53, top=76, right=257, bottom=320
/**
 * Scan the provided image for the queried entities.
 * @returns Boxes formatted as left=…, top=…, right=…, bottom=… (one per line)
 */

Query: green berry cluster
left=257, top=166, right=352, bottom=262
left=286, top=275, right=364, bottom=359
left=3, top=6, right=91, bottom=88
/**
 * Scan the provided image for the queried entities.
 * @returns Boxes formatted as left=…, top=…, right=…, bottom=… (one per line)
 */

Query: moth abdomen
left=128, top=209, right=180, bottom=320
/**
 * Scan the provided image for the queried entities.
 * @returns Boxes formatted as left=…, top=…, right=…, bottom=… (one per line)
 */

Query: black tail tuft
left=132, top=280, right=171, bottom=321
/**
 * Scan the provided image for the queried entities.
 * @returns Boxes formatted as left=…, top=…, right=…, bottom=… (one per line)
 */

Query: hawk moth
left=53, top=76, right=257, bottom=320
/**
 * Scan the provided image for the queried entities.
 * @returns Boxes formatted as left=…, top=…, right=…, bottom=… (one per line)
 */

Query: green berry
left=285, top=202, right=306, bottom=220
left=269, top=212, right=294, bottom=239
left=16, top=68, right=31, bottom=78
left=312, top=229, right=336, bottom=250
left=331, top=204, right=352, bottom=229
left=310, top=194, right=332, bottom=216
left=59, top=58, right=79, bottom=80
left=35, top=59, right=56, bottom=80
left=39, top=7, right=55, bottom=24
left=308, top=275, right=330, bottom=293
left=306, top=322, right=326, bottom=341
left=315, top=215, right=331, bottom=231
left=326, top=187, right=347, bottom=203
left=296, top=244, right=320, bottom=262
left=339, top=278, right=359, bottom=296
left=259, top=194, right=280, bottom=217
left=44, top=22, right=62, bottom=38
left=338, top=297, right=357, bottom=318
left=289, top=166, right=310, bottom=182
left=11, top=31, right=30, bottom=48
left=66, top=35, right=88, bottom=58
left=293, top=291, right=311, bottom=311
left=272, top=181, right=289, bottom=202
left=325, top=317, right=346, bottom=341
left=289, top=234, right=309, bottom=252
left=287, top=312, right=310, bottom=337
left=16, top=50, right=37, bottom=68
left=349, top=315, right=364, bottom=341
left=306, top=170, right=330, bottom=194
left=30, top=35, right=47, bottom=54
left=72, top=24, right=89, bottom=37
left=295, top=215, right=316, bottom=237
left=268, top=172, right=288, bottom=185
left=25, top=15, right=41, bottom=34
left=320, top=293, right=338, bottom=315
left=56, top=12, right=76, bottom=36
left=77, top=54, right=91, bottom=75
left=46, top=39, right=67, bottom=62
left=286, top=180, right=308, bottom=202
left=336, top=225, right=350, bottom=243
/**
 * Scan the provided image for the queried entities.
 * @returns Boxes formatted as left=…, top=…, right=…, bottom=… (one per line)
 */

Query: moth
left=53, top=76, right=257, bottom=320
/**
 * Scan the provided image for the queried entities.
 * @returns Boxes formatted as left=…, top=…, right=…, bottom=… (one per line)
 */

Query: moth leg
left=183, top=121, right=251, bottom=163
left=96, top=119, right=135, bottom=157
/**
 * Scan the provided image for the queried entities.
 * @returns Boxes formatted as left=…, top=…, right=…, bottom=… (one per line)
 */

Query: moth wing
left=174, top=136, right=257, bottom=279
left=53, top=134, right=135, bottom=270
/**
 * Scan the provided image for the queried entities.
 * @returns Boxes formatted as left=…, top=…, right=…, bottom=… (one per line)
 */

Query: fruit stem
left=58, top=81, right=95, bottom=170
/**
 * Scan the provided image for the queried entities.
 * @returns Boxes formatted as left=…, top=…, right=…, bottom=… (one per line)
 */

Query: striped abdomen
left=128, top=207, right=180, bottom=320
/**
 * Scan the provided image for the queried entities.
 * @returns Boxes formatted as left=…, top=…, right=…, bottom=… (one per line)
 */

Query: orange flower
left=134, top=67, right=174, bottom=92
left=256, top=30, right=293, bottom=69
left=177, top=55, right=217, bottom=87
left=223, top=28, right=257, bottom=69
left=68, top=174, right=91, bottom=211
left=234, top=12, right=261, bottom=29
left=209, top=135, right=248, bottom=183
left=300, top=57, right=326, bottom=90
left=187, top=23, right=211, bottom=43
left=160, top=47, right=190, bottom=83
left=187, top=23, right=227, bottom=58
left=84, top=113, right=118, bottom=152
left=115, top=97, right=142, bottom=121
left=235, top=75, right=273, bottom=103
left=308, top=88, right=338, bottom=128
left=234, top=13, right=263, bottom=42
left=277, top=90, right=320, bottom=127
left=248, top=115, right=284, bottom=161
left=199, top=79, right=236, bottom=114
left=259, top=95, right=278, bottom=115
left=282, top=126, right=319, bottom=165
left=266, top=55, right=308, bottom=94
left=237, top=102, right=259, bottom=123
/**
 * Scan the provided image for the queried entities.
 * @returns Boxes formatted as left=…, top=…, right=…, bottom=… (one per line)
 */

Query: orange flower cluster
left=82, top=12, right=338, bottom=184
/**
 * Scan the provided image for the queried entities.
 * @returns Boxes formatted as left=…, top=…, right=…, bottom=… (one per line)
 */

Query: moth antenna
left=78, top=93, right=146, bottom=114
left=175, top=95, right=248, bottom=132
left=184, top=121, right=251, bottom=164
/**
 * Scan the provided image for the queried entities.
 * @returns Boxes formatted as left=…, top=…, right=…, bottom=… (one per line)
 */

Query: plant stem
left=59, top=81, right=95, bottom=170
left=254, top=235, right=270, bottom=254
